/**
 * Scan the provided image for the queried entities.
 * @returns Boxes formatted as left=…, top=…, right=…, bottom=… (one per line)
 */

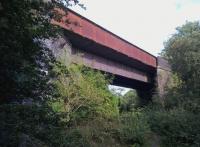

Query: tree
left=119, top=90, right=139, bottom=112
left=0, top=0, right=82, bottom=101
left=0, top=1, right=87, bottom=146
left=148, top=21, right=200, bottom=146
left=162, top=21, right=200, bottom=96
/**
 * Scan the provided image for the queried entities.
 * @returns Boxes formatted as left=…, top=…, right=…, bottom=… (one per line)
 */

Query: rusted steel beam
left=71, top=48, right=150, bottom=83
left=52, top=9, right=157, bottom=69
left=47, top=36, right=155, bottom=89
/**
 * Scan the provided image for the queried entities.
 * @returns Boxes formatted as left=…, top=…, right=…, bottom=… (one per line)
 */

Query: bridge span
left=51, top=9, right=166, bottom=96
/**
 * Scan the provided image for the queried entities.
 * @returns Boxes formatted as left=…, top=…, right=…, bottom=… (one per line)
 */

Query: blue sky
left=71, top=0, right=200, bottom=93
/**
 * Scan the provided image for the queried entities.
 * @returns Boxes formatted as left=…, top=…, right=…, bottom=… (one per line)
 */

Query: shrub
left=119, top=90, right=140, bottom=112
left=119, top=110, right=151, bottom=146
left=0, top=104, right=68, bottom=147
left=146, top=105, right=200, bottom=147
left=51, top=63, right=119, bottom=123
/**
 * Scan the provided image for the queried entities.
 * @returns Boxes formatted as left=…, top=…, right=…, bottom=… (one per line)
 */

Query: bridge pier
left=156, top=57, right=172, bottom=102
left=133, top=57, right=172, bottom=106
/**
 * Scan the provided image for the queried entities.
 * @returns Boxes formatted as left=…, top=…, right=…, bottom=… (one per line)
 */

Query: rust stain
left=52, top=9, right=157, bottom=68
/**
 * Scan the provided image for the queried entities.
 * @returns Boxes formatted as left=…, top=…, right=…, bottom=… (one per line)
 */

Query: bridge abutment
left=156, top=57, right=172, bottom=101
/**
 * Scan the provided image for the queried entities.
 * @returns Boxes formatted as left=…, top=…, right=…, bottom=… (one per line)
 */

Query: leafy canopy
left=0, top=0, right=83, bottom=100
left=162, top=21, right=200, bottom=96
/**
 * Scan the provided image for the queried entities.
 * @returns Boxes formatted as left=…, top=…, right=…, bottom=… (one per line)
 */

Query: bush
left=162, top=21, right=200, bottom=96
left=119, top=90, right=139, bottom=112
left=0, top=104, right=68, bottom=147
left=66, top=118, right=123, bottom=147
left=146, top=105, right=200, bottom=147
left=0, top=63, right=122, bottom=147
left=119, top=110, right=151, bottom=146
left=51, top=63, right=119, bottom=123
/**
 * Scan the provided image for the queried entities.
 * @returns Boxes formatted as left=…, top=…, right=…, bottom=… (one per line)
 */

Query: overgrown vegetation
left=146, top=21, right=200, bottom=147
left=0, top=62, right=149, bottom=146
left=0, top=0, right=200, bottom=146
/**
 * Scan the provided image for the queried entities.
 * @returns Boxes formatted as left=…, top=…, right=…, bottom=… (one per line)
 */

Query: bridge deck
left=52, top=9, right=157, bottom=71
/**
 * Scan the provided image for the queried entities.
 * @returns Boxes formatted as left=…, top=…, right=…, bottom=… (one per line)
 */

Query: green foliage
left=63, top=129, right=90, bottom=147
left=1, top=0, right=52, bottom=99
left=146, top=106, right=200, bottom=147
left=0, top=104, right=68, bottom=147
left=4, top=1, right=200, bottom=147
left=118, top=111, right=151, bottom=147
left=48, top=62, right=153, bottom=147
left=0, top=1, right=154, bottom=146
left=0, top=63, right=120, bottom=147
left=66, top=118, right=122, bottom=147
left=51, top=63, right=119, bottom=123
left=48, top=63, right=152, bottom=147
left=162, top=21, right=200, bottom=96
left=119, top=90, right=139, bottom=112
left=0, top=0, right=83, bottom=100
left=146, top=21, right=200, bottom=147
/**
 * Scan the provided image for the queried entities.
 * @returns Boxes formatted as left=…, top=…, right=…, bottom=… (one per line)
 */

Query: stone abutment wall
left=157, top=56, right=172, bottom=100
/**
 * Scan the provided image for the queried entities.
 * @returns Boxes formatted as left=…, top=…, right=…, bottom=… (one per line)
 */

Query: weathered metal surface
left=71, top=48, right=149, bottom=83
left=52, top=9, right=157, bottom=69
left=47, top=36, right=154, bottom=89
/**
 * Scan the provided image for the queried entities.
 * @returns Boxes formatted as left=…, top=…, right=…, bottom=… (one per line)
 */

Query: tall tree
left=0, top=0, right=81, bottom=101
left=162, top=21, right=200, bottom=96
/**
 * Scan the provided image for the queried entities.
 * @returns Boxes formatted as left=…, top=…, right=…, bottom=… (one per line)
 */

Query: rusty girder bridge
left=51, top=9, right=170, bottom=97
